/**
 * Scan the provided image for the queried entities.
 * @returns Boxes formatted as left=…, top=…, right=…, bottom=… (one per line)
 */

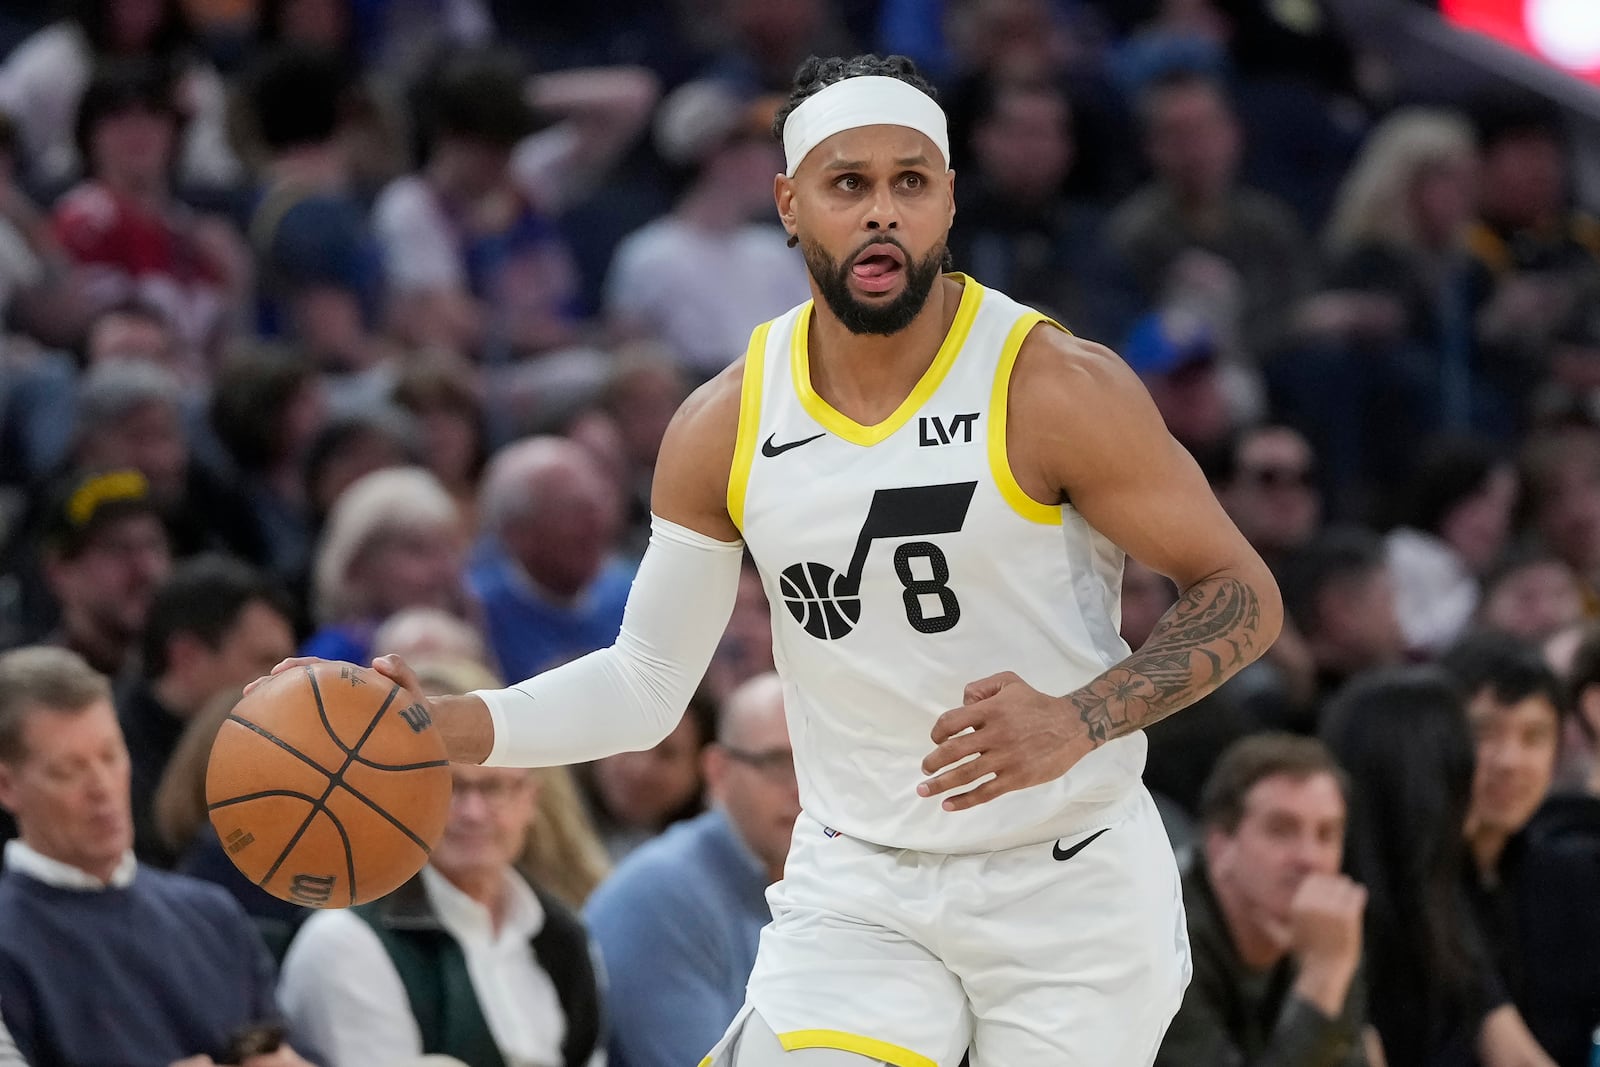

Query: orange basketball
left=206, top=662, right=452, bottom=908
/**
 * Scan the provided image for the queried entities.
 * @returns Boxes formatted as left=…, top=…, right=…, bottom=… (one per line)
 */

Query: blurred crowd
left=0, top=0, right=1598, bottom=1065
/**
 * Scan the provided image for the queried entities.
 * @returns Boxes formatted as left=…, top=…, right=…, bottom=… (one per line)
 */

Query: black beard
left=801, top=236, right=948, bottom=336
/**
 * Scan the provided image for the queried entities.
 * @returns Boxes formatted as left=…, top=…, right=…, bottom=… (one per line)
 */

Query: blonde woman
left=302, top=466, right=470, bottom=665
left=410, top=658, right=612, bottom=908
left=1306, top=108, right=1479, bottom=352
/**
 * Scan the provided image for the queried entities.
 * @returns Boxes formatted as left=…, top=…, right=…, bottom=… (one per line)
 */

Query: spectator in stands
left=279, top=724, right=605, bottom=1067
left=391, top=358, right=490, bottom=525
left=1120, top=306, right=1237, bottom=460
left=300, top=407, right=419, bottom=538
left=587, top=673, right=797, bottom=1067
left=581, top=690, right=716, bottom=861
left=947, top=77, right=1136, bottom=344
left=705, top=559, right=776, bottom=705
left=241, top=46, right=384, bottom=368
left=51, top=60, right=248, bottom=373
left=0, top=0, right=240, bottom=192
left=1320, top=667, right=1555, bottom=1067
left=0, top=646, right=310, bottom=1067
left=304, top=466, right=468, bottom=665
left=1562, top=627, right=1600, bottom=797
left=1385, top=441, right=1518, bottom=656
left=604, top=79, right=809, bottom=380
left=119, top=555, right=293, bottom=865
left=69, top=360, right=267, bottom=561
left=597, top=351, right=691, bottom=550
left=1277, top=528, right=1405, bottom=723
left=1157, top=733, right=1373, bottom=1067
left=1520, top=423, right=1600, bottom=615
left=1441, top=634, right=1600, bottom=1067
left=371, top=607, right=489, bottom=671
left=37, top=469, right=172, bottom=678
left=1216, top=424, right=1323, bottom=566
left=1478, top=551, right=1587, bottom=645
left=469, top=436, right=632, bottom=682
left=207, top=347, right=327, bottom=579
left=1105, top=68, right=1313, bottom=357
left=374, top=47, right=655, bottom=356
left=407, top=659, right=610, bottom=911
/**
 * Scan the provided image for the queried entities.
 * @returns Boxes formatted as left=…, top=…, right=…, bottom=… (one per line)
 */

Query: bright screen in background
left=1441, top=0, right=1600, bottom=86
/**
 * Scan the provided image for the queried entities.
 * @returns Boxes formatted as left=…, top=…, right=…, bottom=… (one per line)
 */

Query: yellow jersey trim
left=777, top=1029, right=938, bottom=1067
left=697, top=1058, right=712, bottom=1067
left=727, top=320, right=773, bottom=532
left=790, top=273, right=984, bottom=447
left=989, top=311, right=1067, bottom=526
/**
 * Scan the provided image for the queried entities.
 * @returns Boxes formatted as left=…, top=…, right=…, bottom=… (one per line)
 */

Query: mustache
left=846, top=235, right=910, bottom=262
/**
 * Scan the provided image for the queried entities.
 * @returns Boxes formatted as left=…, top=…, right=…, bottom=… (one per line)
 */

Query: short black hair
left=1277, top=526, right=1385, bottom=635
left=247, top=46, right=351, bottom=152
left=74, top=58, right=180, bottom=173
left=1404, top=438, right=1509, bottom=535
left=141, top=554, right=291, bottom=680
left=419, top=47, right=541, bottom=150
left=1439, top=631, right=1565, bottom=720
left=771, top=54, right=938, bottom=145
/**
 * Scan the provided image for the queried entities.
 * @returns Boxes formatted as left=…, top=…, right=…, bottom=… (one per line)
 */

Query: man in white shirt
left=279, top=761, right=604, bottom=1067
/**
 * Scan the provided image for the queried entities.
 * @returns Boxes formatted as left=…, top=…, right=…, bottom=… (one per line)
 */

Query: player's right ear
left=774, top=175, right=798, bottom=239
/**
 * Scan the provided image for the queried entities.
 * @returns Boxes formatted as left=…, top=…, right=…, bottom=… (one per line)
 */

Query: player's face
left=1208, top=772, right=1345, bottom=930
left=434, top=765, right=537, bottom=881
left=777, top=124, right=955, bottom=336
left=0, top=701, right=132, bottom=881
left=1467, top=691, right=1559, bottom=839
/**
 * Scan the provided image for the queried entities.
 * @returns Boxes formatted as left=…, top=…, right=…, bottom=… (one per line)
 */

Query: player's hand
left=168, top=1057, right=215, bottom=1067
left=1288, top=872, right=1366, bottom=967
left=242, top=656, right=329, bottom=697
left=370, top=653, right=428, bottom=706
left=918, top=671, right=1093, bottom=811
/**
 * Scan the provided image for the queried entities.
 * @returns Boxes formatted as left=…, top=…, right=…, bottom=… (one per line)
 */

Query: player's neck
left=806, top=275, right=962, bottom=424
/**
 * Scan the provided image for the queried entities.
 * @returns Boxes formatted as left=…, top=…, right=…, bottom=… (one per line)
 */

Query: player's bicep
left=1024, top=336, right=1254, bottom=588
left=649, top=365, right=745, bottom=543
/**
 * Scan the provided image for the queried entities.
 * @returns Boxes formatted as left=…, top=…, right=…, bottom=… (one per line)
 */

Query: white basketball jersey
left=730, top=275, right=1146, bottom=854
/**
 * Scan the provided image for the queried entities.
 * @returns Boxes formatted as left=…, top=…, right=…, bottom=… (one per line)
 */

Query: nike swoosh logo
left=761, top=432, right=826, bottom=458
left=1052, top=827, right=1110, bottom=862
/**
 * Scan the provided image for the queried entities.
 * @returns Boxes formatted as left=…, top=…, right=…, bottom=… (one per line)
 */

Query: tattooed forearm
left=1069, top=575, right=1265, bottom=744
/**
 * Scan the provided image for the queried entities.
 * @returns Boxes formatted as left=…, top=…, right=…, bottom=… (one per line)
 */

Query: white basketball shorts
left=701, top=785, right=1191, bottom=1066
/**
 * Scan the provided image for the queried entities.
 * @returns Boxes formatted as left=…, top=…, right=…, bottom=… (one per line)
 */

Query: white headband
left=782, top=75, right=949, bottom=177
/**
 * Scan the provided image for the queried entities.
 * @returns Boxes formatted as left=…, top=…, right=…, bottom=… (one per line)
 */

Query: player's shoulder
left=1011, top=319, right=1143, bottom=412
left=664, top=355, right=746, bottom=458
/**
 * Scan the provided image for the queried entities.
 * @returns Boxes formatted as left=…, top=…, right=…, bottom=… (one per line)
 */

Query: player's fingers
left=918, top=754, right=989, bottom=797
left=963, top=671, right=1020, bottom=705
left=939, top=775, right=1008, bottom=812
left=920, top=731, right=983, bottom=775
left=272, top=656, right=321, bottom=675
left=930, top=703, right=986, bottom=744
left=372, top=654, right=424, bottom=697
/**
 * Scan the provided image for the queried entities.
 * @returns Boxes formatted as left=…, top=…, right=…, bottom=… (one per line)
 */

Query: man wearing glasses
left=586, top=674, right=799, bottom=1067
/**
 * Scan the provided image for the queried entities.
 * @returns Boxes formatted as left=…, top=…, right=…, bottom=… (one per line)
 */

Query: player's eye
left=835, top=174, right=862, bottom=191
left=900, top=172, right=924, bottom=189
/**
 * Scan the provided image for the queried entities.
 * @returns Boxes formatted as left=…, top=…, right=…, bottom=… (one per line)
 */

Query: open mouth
left=850, top=243, right=907, bottom=294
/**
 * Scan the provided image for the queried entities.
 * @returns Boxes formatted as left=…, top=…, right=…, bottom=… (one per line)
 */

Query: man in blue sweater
left=0, top=645, right=314, bottom=1067
left=585, top=673, right=798, bottom=1067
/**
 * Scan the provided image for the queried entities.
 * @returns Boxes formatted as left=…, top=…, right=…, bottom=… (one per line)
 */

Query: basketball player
left=261, top=54, right=1282, bottom=1066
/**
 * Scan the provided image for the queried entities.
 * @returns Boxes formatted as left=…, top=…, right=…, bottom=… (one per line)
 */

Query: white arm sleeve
left=472, top=516, right=744, bottom=767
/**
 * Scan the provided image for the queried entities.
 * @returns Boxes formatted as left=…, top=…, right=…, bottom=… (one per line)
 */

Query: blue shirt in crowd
left=584, top=809, right=773, bottom=1067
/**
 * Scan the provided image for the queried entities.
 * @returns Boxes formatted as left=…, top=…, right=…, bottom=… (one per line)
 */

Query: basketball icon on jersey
left=779, top=481, right=977, bottom=640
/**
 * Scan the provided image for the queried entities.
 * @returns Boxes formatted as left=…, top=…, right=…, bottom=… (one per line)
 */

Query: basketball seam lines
left=254, top=672, right=406, bottom=896
left=226, top=714, right=438, bottom=853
